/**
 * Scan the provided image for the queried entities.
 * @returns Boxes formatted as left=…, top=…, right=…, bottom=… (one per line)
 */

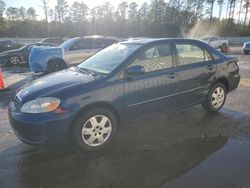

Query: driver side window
left=131, top=43, right=173, bottom=73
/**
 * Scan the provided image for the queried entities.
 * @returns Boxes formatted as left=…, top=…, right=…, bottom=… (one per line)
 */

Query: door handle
left=207, top=65, right=214, bottom=70
left=167, top=72, right=177, bottom=79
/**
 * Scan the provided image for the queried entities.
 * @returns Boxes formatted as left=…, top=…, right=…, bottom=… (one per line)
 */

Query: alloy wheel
left=211, top=87, right=225, bottom=109
left=10, top=56, right=21, bottom=65
left=81, top=115, right=112, bottom=147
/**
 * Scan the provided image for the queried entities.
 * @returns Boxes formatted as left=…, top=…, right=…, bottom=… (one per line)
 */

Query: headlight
left=20, top=97, right=60, bottom=113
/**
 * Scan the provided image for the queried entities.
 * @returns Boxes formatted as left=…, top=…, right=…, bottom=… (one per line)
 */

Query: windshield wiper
left=76, top=66, right=98, bottom=76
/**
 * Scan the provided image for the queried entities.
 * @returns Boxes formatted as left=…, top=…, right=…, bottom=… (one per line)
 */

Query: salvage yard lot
left=0, top=46, right=250, bottom=188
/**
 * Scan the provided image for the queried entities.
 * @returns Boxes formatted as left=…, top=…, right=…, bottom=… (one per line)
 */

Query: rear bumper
left=0, top=56, right=9, bottom=65
left=8, top=108, right=75, bottom=145
left=228, top=73, right=240, bottom=92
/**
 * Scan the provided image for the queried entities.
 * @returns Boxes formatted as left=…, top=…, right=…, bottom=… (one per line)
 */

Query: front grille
left=13, top=95, right=22, bottom=110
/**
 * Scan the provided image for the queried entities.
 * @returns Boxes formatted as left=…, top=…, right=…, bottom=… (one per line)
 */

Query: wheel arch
left=69, top=102, right=121, bottom=132
left=47, top=57, right=67, bottom=72
left=47, top=57, right=66, bottom=66
left=212, top=77, right=230, bottom=92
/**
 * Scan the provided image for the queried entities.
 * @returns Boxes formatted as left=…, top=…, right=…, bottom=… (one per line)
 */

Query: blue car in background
left=243, top=42, right=250, bottom=54
left=9, top=38, right=240, bottom=151
left=29, top=36, right=120, bottom=73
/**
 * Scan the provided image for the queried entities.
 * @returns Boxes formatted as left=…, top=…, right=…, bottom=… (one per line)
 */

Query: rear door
left=124, top=42, right=180, bottom=120
left=174, top=42, right=216, bottom=106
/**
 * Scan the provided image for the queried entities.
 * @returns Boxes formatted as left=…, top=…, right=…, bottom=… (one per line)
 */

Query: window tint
left=71, top=39, right=93, bottom=50
left=176, top=44, right=205, bottom=65
left=93, top=39, right=106, bottom=48
left=102, top=39, right=118, bottom=47
left=131, top=44, right=173, bottom=73
left=92, top=39, right=118, bottom=48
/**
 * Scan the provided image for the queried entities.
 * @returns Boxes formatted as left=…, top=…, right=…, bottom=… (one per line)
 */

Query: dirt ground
left=0, top=46, right=250, bottom=188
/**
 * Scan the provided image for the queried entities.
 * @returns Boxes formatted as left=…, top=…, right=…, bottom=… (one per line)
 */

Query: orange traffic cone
left=0, top=65, right=6, bottom=91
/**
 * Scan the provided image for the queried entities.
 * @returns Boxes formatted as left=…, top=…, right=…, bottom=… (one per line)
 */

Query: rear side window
left=131, top=43, right=173, bottom=73
left=93, top=39, right=118, bottom=48
left=103, top=39, right=118, bottom=46
left=176, top=44, right=213, bottom=65
left=71, top=39, right=93, bottom=50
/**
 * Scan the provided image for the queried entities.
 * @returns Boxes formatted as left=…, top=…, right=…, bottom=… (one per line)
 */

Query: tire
left=9, top=55, right=21, bottom=66
left=72, top=108, right=117, bottom=151
left=202, top=83, right=227, bottom=113
left=47, top=59, right=67, bottom=73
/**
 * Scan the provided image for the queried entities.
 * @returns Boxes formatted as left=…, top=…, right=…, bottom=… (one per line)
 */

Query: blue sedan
left=9, top=38, right=240, bottom=151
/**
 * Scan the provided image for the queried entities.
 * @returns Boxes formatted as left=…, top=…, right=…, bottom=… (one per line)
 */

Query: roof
left=83, top=35, right=120, bottom=40
left=121, top=38, right=206, bottom=45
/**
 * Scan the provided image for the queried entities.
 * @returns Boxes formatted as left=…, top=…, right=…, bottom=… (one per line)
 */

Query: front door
left=124, top=42, right=179, bottom=120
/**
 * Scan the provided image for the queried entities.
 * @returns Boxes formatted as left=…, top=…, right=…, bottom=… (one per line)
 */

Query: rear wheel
left=9, top=55, right=21, bottom=66
left=72, top=108, right=117, bottom=151
left=202, top=83, right=227, bottom=113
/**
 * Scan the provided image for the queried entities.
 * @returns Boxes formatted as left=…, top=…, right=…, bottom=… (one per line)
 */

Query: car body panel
left=0, top=42, right=57, bottom=66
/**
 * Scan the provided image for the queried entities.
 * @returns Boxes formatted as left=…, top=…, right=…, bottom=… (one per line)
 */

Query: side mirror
left=126, top=65, right=145, bottom=77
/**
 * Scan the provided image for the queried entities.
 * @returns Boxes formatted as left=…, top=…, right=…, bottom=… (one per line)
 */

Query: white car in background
left=29, top=35, right=121, bottom=73
left=200, top=36, right=229, bottom=52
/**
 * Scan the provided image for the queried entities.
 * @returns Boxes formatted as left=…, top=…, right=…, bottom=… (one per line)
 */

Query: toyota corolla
left=8, top=38, right=240, bottom=151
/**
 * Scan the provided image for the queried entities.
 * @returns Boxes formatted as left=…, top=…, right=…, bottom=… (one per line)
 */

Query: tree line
left=1, top=0, right=250, bottom=38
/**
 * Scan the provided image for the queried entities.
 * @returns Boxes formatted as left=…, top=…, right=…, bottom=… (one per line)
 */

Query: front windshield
left=78, top=43, right=140, bottom=74
left=59, top=38, right=78, bottom=49
left=245, top=43, right=250, bottom=47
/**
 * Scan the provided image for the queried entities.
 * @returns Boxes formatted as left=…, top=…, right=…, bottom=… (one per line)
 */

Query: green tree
left=55, top=0, right=68, bottom=22
left=70, top=1, right=88, bottom=23
left=18, top=6, right=26, bottom=20
left=206, top=0, right=216, bottom=20
left=26, top=7, right=37, bottom=20
left=243, top=0, right=250, bottom=25
left=6, top=7, right=19, bottom=21
left=0, top=0, right=5, bottom=18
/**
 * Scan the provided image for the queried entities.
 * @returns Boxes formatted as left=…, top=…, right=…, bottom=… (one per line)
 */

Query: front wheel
left=72, top=108, right=117, bottom=151
left=202, top=83, right=227, bottom=113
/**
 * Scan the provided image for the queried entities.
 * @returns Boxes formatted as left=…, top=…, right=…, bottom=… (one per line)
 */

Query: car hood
left=17, top=67, right=101, bottom=103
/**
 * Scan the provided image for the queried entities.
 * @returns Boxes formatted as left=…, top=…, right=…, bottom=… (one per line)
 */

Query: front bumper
left=8, top=106, right=75, bottom=145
